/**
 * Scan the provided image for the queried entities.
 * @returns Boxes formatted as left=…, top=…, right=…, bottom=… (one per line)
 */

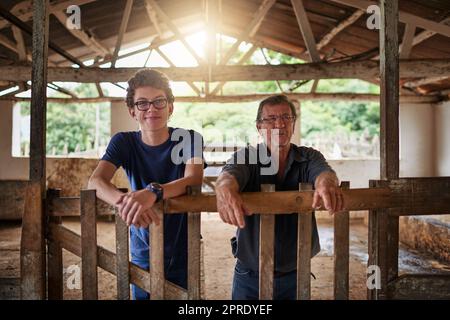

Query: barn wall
left=435, top=101, right=450, bottom=176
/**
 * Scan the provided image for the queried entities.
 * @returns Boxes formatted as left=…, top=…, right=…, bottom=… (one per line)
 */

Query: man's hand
left=312, top=172, right=344, bottom=215
left=116, top=189, right=161, bottom=228
left=215, top=173, right=251, bottom=229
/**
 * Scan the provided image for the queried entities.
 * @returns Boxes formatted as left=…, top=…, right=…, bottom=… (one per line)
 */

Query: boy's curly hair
left=125, top=69, right=175, bottom=108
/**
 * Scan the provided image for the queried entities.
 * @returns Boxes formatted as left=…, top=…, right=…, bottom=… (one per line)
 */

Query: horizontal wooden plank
left=47, top=223, right=187, bottom=299
left=387, top=274, right=450, bottom=299
left=0, top=59, right=449, bottom=82
left=47, top=181, right=450, bottom=216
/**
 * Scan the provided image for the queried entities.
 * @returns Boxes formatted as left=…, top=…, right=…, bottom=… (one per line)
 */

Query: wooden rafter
left=144, top=1, right=163, bottom=37
left=316, top=9, right=364, bottom=51
left=111, top=0, right=134, bottom=68
left=218, top=0, right=276, bottom=65
left=331, top=0, right=450, bottom=38
left=0, top=0, right=96, bottom=30
left=52, top=10, right=110, bottom=57
left=399, top=24, right=416, bottom=59
left=146, top=0, right=205, bottom=65
left=12, top=26, right=27, bottom=61
left=290, top=0, right=321, bottom=93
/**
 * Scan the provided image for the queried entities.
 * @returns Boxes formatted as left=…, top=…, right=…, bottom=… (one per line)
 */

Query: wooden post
left=150, top=203, right=165, bottom=300
left=20, top=0, right=49, bottom=300
left=115, top=207, right=130, bottom=300
left=376, top=0, right=400, bottom=300
left=187, top=186, right=202, bottom=300
left=297, top=183, right=312, bottom=300
left=47, top=189, right=63, bottom=300
left=80, top=189, right=98, bottom=300
left=334, top=181, right=350, bottom=300
left=259, top=184, right=275, bottom=300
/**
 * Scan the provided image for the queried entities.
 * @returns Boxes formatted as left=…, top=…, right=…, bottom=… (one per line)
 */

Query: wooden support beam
left=219, top=0, right=276, bottom=65
left=150, top=204, right=165, bottom=300
left=331, top=0, right=450, bottom=38
left=52, top=10, right=110, bottom=57
left=372, top=0, right=400, bottom=301
left=146, top=0, right=205, bottom=65
left=20, top=0, right=49, bottom=300
left=144, top=1, right=163, bottom=37
left=403, top=76, right=450, bottom=89
left=317, top=9, right=364, bottom=50
left=379, top=0, right=399, bottom=181
left=12, top=26, right=27, bottom=61
left=259, top=184, right=275, bottom=300
left=0, top=33, right=20, bottom=53
left=290, top=0, right=321, bottom=93
left=334, top=181, right=350, bottom=300
left=111, top=0, right=134, bottom=68
left=297, top=183, right=313, bottom=300
left=187, top=186, right=202, bottom=300
left=80, top=189, right=98, bottom=300
left=399, top=24, right=416, bottom=59
left=1, top=59, right=448, bottom=83
left=47, top=189, right=63, bottom=300
left=291, top=0, right=320, bottom=62
left=115, top=208, right=130, bottom=300
left=1, top=92, right=441, bottom=104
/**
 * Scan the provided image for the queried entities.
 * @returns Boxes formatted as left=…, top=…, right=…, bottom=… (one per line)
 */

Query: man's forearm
left=215, top=172, right=240, bottom=193
left=314, top=171, right=339, bottom=188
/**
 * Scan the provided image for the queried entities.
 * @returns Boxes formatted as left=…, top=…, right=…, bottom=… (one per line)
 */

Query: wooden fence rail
left=2, top=176, right=449, bottom=300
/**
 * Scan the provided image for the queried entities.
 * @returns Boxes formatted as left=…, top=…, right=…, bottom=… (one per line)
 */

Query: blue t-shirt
left=101, top=127, right=205, bottom=287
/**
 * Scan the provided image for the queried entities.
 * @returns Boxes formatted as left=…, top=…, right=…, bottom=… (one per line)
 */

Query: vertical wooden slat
left=297, top=183, right=312, bottom=300
left=150, top=203, right=165, bottom=300
left=47, top=189, right=63, bottom=300
left=259, top=184, right=275, bottom=300
left=115, top=207, right=130, bottom=300
left=378, top=0, right=400, bottom=301
left=379, top=3, right=399, bottom=180
left=20, top=0, right=49, bottom=300
left=334, top=181, right=350, bottom=300
left=80, top=189, right=98, bottom=300
left=187, top=185, right=202, bottom=300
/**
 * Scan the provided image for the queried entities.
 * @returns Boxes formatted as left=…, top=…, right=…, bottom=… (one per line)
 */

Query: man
left=215, top=94, right=344, bottom=300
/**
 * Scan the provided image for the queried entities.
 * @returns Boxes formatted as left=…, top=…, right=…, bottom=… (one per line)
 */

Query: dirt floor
left=1, top=214, right=449, bottom=300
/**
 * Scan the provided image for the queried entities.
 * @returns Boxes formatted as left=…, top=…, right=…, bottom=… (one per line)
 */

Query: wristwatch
left=145, top=182, right=164, bottom=203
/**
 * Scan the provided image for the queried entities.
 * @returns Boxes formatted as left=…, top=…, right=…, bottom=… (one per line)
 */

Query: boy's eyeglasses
left=134, top=98, right=168, bottom=111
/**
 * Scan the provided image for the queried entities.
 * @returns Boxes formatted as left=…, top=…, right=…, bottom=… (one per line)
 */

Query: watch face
left=151, top=182, right=162, bottom=191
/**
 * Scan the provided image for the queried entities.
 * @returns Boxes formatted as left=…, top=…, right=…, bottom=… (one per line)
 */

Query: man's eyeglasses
left=258, top=114, right=296, bottom=124
left=134, top=98, right=168, bottom=111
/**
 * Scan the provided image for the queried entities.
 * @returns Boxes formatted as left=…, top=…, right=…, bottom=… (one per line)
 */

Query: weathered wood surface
left=259, top=184, right=275, bottom=300
left=187, top=186, right=202, bottom=300
left=115, top=207, right=130, bottom=300
left=150, top=205, right=165, bottom=300
left=80, top=189, right=98, bottom=300
left=334, top=181, right=350, bottom=300
left=387, top=274, right=450, bottom=300
left=46, top=180, right=450, bottom=217
left=297, top=183, right=313, bottom=300
left=47, top=223, right=187, bottom=299
left=1, top=59, right=449, bottom=82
